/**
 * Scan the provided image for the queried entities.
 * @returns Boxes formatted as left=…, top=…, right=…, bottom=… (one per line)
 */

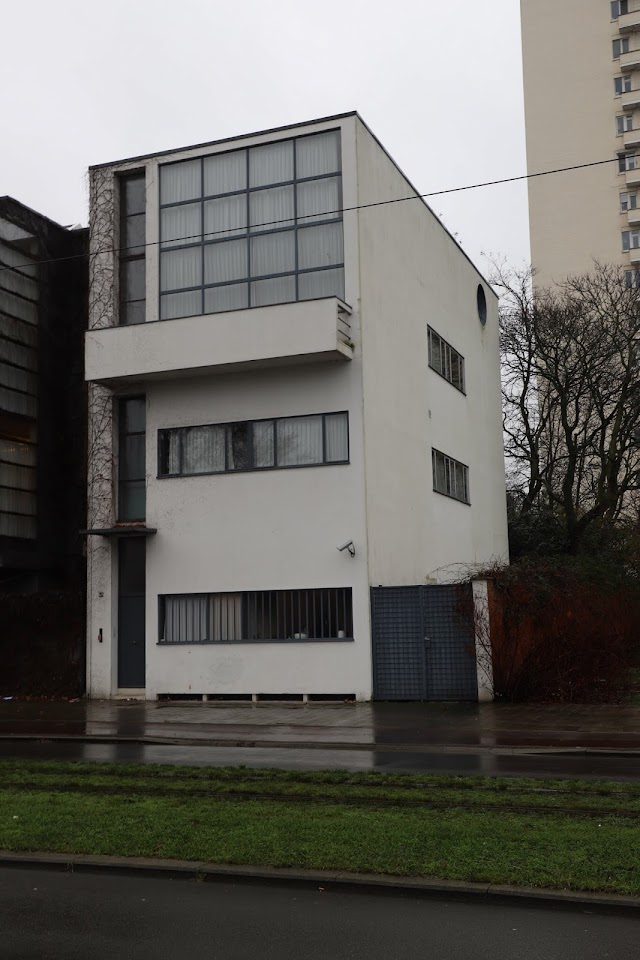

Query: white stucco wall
left=143, top=363, right=371, bottom=699
left=86, top=115, right=372, bottom=699
left=355, top=119, right=508, bottom=585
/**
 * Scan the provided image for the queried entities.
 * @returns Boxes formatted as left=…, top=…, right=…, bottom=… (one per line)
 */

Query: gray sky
left=0, top=0, right=529, bottom=271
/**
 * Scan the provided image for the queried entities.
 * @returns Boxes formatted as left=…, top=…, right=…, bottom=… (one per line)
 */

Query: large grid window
left=432, top=448, right=470, bottom=505
left=0, top=413, right=36, bottom=539
left=159, top=588, right=353, bottom=643
left=159, top=130, right=344, bottom=320
left=119, top=174, right=146, bottom=325
left=159, top=411, right=349, bottom=477
left=428, top=327, right=465, bottom=393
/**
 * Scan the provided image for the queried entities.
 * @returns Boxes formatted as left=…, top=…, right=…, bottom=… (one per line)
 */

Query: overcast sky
left=0, top=0, right=529, bottom=272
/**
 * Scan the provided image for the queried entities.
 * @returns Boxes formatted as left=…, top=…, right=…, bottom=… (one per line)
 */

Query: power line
left=0, top=155, right=619, bottom=276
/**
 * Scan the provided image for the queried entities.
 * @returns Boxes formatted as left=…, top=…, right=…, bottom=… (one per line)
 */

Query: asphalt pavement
left=0, top=866, right=638, bottom=959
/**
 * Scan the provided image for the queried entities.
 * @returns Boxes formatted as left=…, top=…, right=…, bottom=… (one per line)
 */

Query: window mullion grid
left=200, top=158, right=205, bottom=315
left=293, top=142, right=299, bottom=301
left=321, top=413, right=327, bottom=464
left=246, top=150, right=252, bottom=306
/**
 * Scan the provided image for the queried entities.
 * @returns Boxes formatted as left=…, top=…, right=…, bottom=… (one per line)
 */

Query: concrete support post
left=472, top=579, right=494, bottom=702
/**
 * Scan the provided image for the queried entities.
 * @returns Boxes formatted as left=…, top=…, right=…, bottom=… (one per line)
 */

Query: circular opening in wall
left=477, top=284, right=487, bottom=326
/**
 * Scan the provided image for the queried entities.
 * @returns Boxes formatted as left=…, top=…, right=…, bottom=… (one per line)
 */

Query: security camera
left=337, top=539, right=356, bottom=558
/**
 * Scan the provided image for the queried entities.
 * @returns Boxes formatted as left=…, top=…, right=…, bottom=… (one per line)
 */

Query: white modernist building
left=84, top=112, right=508, bottom=702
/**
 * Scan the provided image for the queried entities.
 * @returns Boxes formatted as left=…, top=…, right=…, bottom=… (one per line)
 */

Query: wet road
left=2, top=738, right=640, bottom=779
left=1, top=866, right=638, bottom=960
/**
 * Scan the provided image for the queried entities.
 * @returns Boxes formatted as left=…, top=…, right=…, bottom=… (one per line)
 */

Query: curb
left=1, top=851, right=639, bottom=915
left=1, top=733, right=640, bottom=758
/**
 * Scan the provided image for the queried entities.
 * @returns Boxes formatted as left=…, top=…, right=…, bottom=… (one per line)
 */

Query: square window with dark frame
left=158, top=411, right=349, bottom=478
left=612, top=0, right=629, bottom=18
left=618, top=114, right=634, bottom=135
left=432, top=448, right=470, bottom=504
left=614, top=37, right=630, bottom=59
left=615, top=75, right=633, bottom=95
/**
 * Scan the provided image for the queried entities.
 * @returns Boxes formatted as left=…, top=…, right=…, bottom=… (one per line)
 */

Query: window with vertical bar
left=159, top=588, right=353, bottom=642
left=427, top=326, right=466, bottom=393
left=158, top=411, right=348, bottom=477
left=158, top=130, right=344, bottom=320
left=119, top=173, right=146, bottom=325
left=432, top=448, right=470, bottom=504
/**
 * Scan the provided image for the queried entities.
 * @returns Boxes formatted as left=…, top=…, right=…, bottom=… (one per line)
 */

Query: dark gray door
left=371, top=587, right=426, bottom=700
left=371, top=585, right=477, bottom=701
left=118, top=538, right=146, bottom=688
left=423, top=585, right=478, bottom=700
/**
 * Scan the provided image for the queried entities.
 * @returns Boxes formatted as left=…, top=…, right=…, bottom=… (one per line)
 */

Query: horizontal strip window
left=159, top=130, right=344, bottom=320
left=0, top=339, right=37, bottom=372
left=428, top=326, right=465, bottom=393
left=0, top=436, right=37, bottom=468
left=432, top=448, right=470, bottom=505
left=0, top=388, right=36, bottom=419
left=0, top=462, right=36, bottom=491
left=0, top=362, right=37, bottom=396
left=0, top=242, right=38, bottom=278
left=159, top=411, right=349, bottom=478
left=159, top=588, right=353, bottom=643
left=0, top=311, right=38, bottom=347
left=0, top=290, right=37, bottom=326
left=0, top=487, right=36, bottom=515
left=0, top=513, right=36, bottom=539
left=0, top=268, right=39, bottom=303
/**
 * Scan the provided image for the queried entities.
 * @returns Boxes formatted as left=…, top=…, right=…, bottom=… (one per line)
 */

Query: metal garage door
left=371, top=585, right=478, bottom=701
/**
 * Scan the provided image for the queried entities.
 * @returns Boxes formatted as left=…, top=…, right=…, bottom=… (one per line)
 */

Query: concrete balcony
left=619, top=11, right=640, bottom=33
left=625, top=167, right=640, bottom=186
left=85, top=297, right=353, bottom=387
left=621, top=92, right=640, bottom=110
left=627, top=207, right=640, bottom=225
left=624, top=128, right=640, bottom=149
left=620, top=52, right=640, bottom=72
left=630, top=246, right=640, bottom=263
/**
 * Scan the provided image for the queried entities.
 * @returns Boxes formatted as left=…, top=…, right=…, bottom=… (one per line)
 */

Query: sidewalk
left=2, top=699, right=640, bottom=754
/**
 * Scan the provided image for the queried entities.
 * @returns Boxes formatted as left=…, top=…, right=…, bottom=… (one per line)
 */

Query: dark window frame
left=427, top=326, right=466, bottom=394
left=612, top=0, right=629, bottom=19
left=158, top=587, right=354, bottom=643
left=432, top=447, right=470, bottom=505
left=157, top=411, right=349, bottom=478
left=119, top=171, right=146, bottom=326
left=118, top=396, right=146, bottom=521
left=158, top=129, right=345, bottom=319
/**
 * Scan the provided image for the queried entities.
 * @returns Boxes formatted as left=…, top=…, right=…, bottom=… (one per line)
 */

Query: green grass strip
left=0, top=761, right=639, bottom=895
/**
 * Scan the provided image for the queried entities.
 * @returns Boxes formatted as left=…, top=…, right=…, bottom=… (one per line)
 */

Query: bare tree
left=494, top=262, right=640, bottom=554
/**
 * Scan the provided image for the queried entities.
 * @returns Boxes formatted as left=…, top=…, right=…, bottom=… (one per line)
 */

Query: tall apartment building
left=84, top=113, right=508, bottom=702
left=521, top=0, right=640, bottom=284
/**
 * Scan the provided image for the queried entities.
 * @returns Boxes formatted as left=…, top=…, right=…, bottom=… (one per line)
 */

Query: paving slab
left=2, top=700, right=640, bottom=753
